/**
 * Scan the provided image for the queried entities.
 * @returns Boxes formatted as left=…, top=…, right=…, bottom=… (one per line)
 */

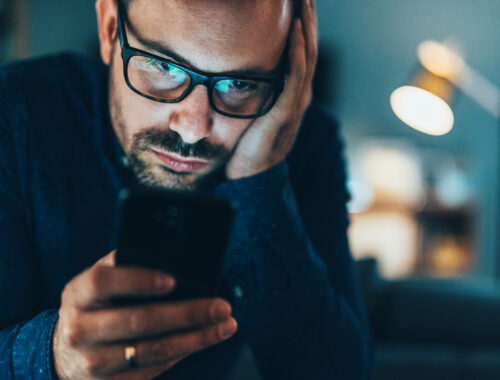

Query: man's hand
left=225, top=0, right=318, bottom=180
left=52, top=250, right=237, bottom=380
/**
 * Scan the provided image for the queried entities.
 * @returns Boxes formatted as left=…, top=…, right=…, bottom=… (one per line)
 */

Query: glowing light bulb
left=390, top=86, right=454, bottom=136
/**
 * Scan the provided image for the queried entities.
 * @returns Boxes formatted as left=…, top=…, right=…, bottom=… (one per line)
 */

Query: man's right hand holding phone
left=52, top=250, right=237, bottom=380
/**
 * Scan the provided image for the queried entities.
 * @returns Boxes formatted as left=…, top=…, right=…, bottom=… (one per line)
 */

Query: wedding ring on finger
left=124, top=345, right=138, bottom=368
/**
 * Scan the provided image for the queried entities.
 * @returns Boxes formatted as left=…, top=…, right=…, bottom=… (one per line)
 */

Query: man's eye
left=215, top=80, right=255, bottom=93
left=158, top=62, right=173, bottom=72
left=147, top=59, right=187, bottom=82
left=231, top=80, right=251, bottom=90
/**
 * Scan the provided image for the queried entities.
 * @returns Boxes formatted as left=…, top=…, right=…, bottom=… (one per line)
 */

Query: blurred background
left=2, top=0, right=499, bottom=379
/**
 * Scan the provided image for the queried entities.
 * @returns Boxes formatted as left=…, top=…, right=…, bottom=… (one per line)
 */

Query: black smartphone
left=112, top=186, right=235, bottom=305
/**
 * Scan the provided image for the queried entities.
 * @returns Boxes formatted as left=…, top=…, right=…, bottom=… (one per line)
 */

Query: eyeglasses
left=116, top=3, right=286, bottom=119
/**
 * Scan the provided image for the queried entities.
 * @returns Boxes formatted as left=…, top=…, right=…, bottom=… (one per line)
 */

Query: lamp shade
left=391, top=68, right=455, bottom=136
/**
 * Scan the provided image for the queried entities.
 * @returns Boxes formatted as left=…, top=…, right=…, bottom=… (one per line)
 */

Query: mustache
left=131, top=128, right=229, bottom=160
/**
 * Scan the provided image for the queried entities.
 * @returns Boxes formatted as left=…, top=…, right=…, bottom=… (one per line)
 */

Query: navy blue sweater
left=0, top=53, right=372, bottom=379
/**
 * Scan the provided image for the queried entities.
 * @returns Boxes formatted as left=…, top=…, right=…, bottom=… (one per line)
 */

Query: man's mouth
left=149, top=148, right=209, bottom=173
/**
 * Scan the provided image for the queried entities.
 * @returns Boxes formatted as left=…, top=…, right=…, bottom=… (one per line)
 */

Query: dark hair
left=120, top=0, right=300, bottom=15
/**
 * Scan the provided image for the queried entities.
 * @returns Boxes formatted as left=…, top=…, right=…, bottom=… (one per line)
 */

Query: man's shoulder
left=303, top=101, right=340, bottom=134
left=286, top=101, right=347, bottom=192
left=0, top=52, right=104, bottom=88
left=0, top=52, right=106, bottom=121
left=289, top=101, right=342, bottom=159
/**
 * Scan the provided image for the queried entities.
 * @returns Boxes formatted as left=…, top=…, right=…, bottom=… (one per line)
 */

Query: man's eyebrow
left=125, top=21, right=278, bottom=77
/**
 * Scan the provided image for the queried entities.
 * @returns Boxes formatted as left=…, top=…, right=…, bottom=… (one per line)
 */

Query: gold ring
left=124, top=345, right=138, bottom=368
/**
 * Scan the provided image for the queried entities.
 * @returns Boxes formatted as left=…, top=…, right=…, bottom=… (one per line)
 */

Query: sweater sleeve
left=213, top=105, right=373, bottom=379
left=0, top=310, right=59, bottom=380
left=0, top=84, right=59, bottom=380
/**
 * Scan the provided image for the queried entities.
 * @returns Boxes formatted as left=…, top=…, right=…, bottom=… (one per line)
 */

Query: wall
left=316, top=0, right=500, bottom=279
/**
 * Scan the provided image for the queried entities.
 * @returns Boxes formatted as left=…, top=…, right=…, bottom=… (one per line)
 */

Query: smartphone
left=112, top=186, right=235, bottom=305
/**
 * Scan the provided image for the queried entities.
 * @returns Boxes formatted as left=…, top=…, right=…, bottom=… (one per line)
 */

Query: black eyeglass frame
left=116, top=2, right=287, bottom=119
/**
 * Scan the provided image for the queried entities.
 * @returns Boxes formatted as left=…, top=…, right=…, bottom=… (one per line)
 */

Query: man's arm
left=214, top=104, right=373, bottom=379
left=0, top=103, right=60, bottom=379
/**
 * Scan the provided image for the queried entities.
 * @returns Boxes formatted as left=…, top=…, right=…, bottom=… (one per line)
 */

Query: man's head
left=118, top=0, right=300, bottom=14
left=96, top=0, right=295, bottom=191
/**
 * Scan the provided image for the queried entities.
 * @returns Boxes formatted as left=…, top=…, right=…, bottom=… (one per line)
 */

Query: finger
left=300, top=0, right=318, bottom=98
left=87, top=353, right=184, bottom=380
left=109, top=358, right=184, bottom=380
left=95, top=250, right=117, bottom=267
left=301, top=0, right=318, bottom=65
left=82, top=298, right=232, bottom=343
left=67, top=265, right=176, bottom=309
left=273, top=18, right=307, bottom=115
left=78, top=318, right=236, bottom=376
left=133, top=317, right=237, bottom=367
left=289, top=18, right=307, bottom=82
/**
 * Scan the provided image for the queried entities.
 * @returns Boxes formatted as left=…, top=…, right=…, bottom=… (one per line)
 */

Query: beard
left=126, top=128, right=230, bottom=191
left=108, top=54, right=231, bottom=192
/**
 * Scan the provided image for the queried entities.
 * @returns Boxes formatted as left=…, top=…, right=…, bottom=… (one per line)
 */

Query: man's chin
left=136, top=165, right=201, bottom=191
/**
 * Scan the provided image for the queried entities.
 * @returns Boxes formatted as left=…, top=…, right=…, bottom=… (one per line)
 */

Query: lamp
left=390, top=40, right=500, bottom=136
left=389, top=40, right=500, bottom=278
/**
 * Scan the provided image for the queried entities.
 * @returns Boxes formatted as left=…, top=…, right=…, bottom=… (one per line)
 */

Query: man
left=0, top=0, right=372, bottom=378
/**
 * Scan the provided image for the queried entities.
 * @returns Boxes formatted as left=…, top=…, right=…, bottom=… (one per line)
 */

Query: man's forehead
left=126, top=0, right=293, bottom=74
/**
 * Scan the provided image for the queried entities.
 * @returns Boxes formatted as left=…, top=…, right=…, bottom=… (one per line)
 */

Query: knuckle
left=86, top=267, right=104, bottom=298
left=64, top=318, right=85, bottom=347
left=204, top=325, right=221, bottom=346
left=61, top=275, right=79, bottom=305
left=81, top=354, right=104, bottom=377
left=184, top=303, right=205, bottom=326
left=128, top=309, right=147, bottom=334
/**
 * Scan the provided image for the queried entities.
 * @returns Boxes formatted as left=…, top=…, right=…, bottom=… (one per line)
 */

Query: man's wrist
left=49, top=315, right=62, bottom=380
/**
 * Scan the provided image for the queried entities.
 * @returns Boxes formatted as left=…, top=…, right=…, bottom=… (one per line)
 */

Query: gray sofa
left=357, top=258, right=500, bottom=380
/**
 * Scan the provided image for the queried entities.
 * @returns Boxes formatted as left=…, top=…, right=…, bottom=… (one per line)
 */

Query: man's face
left=105, top=0, right=293, bottom=190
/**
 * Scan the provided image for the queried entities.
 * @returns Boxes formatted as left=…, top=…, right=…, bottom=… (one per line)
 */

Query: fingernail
left=156, top=275, right=176, bottom=291
left=211, top=301, right=231, bottom=322
left=220, top=318, right=237, bottom=339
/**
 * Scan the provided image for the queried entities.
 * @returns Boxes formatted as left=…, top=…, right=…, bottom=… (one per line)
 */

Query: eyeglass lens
left=127, top=55, right=277, bottom=117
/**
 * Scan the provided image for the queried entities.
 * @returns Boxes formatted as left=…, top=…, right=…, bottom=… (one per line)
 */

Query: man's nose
left=168, top=85, right=213, bottom=144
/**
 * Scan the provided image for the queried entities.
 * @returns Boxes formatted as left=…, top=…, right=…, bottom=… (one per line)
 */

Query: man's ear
left=96, top=0, right=118, bottom=65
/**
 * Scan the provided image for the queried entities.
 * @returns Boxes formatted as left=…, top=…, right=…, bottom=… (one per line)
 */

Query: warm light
left=390, top=86, right=454, bottom=136
left=349, top=211, right=417, bottom=278
left=427, top=238, right=472, bottom=277
left=361, top=146, right=425, bottom=208
left=418, top=40, right=465, bottom=80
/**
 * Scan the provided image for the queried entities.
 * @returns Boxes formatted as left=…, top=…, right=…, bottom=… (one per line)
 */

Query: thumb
left=95, top=249, right=116, bottom=267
